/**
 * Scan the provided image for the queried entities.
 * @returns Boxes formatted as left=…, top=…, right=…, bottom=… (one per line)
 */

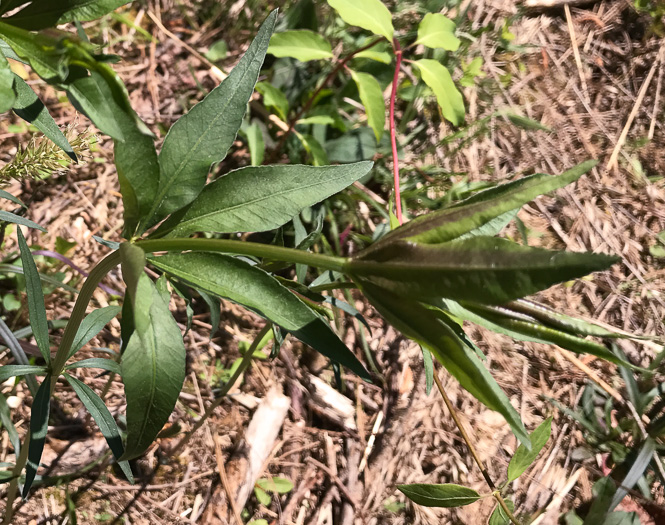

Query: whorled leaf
left=347, top=236, right=617, bottom=306
left=150, top=251, right=370, bottom=379
left=119, top=272, right=186, bottom=460
left=357, top=280, right=529, bottom=445
left=144, top=10, right=278, bottom=229
left=156, top=162, right=372, bottom=238
left=364, top=161, right=597, bottom=251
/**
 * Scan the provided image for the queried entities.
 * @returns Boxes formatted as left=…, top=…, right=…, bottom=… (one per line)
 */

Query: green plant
left=0, top=2, right=660, bottom=523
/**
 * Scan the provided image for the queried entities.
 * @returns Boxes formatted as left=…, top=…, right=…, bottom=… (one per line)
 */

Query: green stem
left=51, top=251, right=122, bottom=380
left=169, top=323, right=271, bottom=458
left=136, top=238, right=348, bottom=273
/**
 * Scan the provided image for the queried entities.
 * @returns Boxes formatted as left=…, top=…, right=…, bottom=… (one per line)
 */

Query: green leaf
left=242, top=122, right=265, bottom=166
left=507, top=417, right=552, bottom=482
left=112, top=108, right=159, bottom=239
left=254, top=486, right=271, bottom=506
left=64, top=358, right=121, bottom=375
left=65, top=68, right=126, bottom=140
left=367, top=160, right=597, bottom=248
left=353, top=49, right=391, bottom=63
left=413, top=59, right=464, bottom=126
left=161, top=162, right=373, bottom=237
left=268, top=30, right=333, bottom=61
left=5, top=0, right=129, bottom=30
left=359, top=281, right=529, bottom=445
left=414, top=13, right=460, bottom=51
left=0, top=22, right=66, bottom=81
left=11, top=75, right=76, bottom=160
left=17, top=228, right=50, bottom=363
left=348, top=236, right=618, bottom=305
left=23, top=375, right=51, bottom=497
left=507, top=299, right=641, bottom=340
left=119, top=273, right=186, bottom=460
left=64, top=373, right=133, bottom=483
left=505, top=112, right=551, bottom=132
left=443, top=301, right=636, bottom=369
left=422, top=346, right=433, bottom=395
left=150, top=252, right=370, bottom=380
left=489, top=499, right=515, bottom=525
left=0, top=189, right=25, bottom=208
left=327, top=0, right=394, bottom=41
left=0, top=364, right=48, bottom=382
left=145, top=10, right=277, bottom=228
left=120, top=242, right=146, bottom=301
left=68, top=305, right=122, bottom=360
left=397, top=483, right=480, bottom=507
left=297, top=115, right=336, bottom=126
left=0, top=52, right=16, bottom=113
left=0, top=210, right=46, bottom=232
left=609, top=438, right=656, bottom=511
left=255, top=82, right=289, bottom=121
left=349, top=69, right=385, bottom=142
left=256, top=476, right=294, bottom=494
left=205, top=40, right=228, bottom=62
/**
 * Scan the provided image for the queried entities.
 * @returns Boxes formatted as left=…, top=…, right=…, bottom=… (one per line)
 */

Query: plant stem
left=272, top=38, right=383, bottom=157
left=432, top=371, right=520, bottom=524
left=169, top=323, right=271, bottom=458
left=136, top=238, right=348, bottom=273
left=50, top=250, right=122, bottom=382
left=389, top=38, right=403, bottom=225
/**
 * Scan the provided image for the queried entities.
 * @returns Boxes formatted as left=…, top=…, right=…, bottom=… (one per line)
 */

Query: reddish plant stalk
left=389, top=38, right=403, bottom=225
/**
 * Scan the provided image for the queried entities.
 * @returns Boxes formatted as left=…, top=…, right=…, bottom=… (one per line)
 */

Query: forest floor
left=1, top=0, right=665, bottom=524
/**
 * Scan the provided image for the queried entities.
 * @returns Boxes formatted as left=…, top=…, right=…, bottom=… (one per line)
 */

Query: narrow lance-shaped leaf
left=17, top=228, right=50, bottom=363
left=144, top=10, right=278, bottom=229
left=0, top=189, right=26, bottom=208
left=267, top=30, right=333, bottom=61
left=327, top=0, right=394, bottom=41
left=422, top=346, right=434, bottom=395
left=5, top=0, right=130, bottom=31
left=414, top=13, right=460, bottom=51
left=0, top=365, right=48, bottom=383
left=0, top=51, right=16, bottom=113
left=64, top=358, right=121, bottom=375
left=349, top=69, right=385, bottom=142
left=348, top=236, right=618, bottom=305
left=150, top=252, right=370, bottom=380
left=398, top=483, right=480, bottom=508
left=507, top=417, right=552, bottom=482
left=11, top=75, right=76, bottom=161
left=413, top=59, right=464, bottom=126
left=364, top=160, right=597, bottom=250
left=119, top=272, right=186, bottom=460
left=157, top=162, right=373, bottom=238
left=357, top=280, right=529, bottom=445
left=68, top=305, right=122, bottom=360
left=447, top=301, right=638, bottom=369
left=23, top=375, right=51, bottom=497
left=64, top=374, right=133, bottom=482
left=0, top=211, right=46, bottom=232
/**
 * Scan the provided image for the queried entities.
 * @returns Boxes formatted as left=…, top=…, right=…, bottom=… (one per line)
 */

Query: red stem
left=389, top=39, right=403, bottom=225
